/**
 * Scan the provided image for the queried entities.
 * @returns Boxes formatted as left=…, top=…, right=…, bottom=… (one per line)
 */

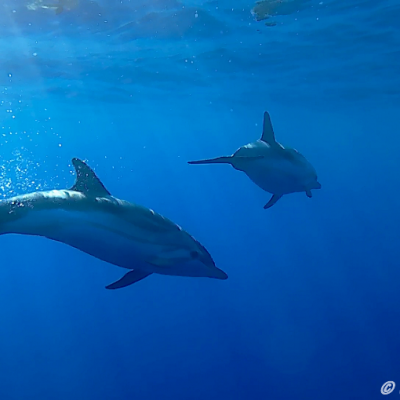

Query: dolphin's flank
left=0, top=158, right=227, bottom=289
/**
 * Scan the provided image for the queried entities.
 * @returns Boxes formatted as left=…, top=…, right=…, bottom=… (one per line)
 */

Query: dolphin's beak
left=315, top=181, right=322, bottom=189
left=211, top=266, right=228, bottom=280
left=194, top=240, right=228, bottom=280
left=201, top=257, right=228, bottom=279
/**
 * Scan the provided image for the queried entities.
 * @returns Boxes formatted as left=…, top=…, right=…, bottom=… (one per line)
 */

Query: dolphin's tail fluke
left=188, top=156, right=233, bottom=165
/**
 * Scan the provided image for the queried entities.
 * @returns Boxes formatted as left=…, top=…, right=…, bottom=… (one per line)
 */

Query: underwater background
left=0, top=0, right=399, bottom=399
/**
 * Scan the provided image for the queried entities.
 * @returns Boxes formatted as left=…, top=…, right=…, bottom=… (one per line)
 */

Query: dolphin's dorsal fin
left=70, top=158, right=111, bottom=197
left=261, top=111, right=277, bottom=146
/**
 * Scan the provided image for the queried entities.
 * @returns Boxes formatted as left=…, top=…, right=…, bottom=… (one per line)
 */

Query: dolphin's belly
left=242, top=158, right=310, bottom=194
left=3, top=209, right=170, bottom=271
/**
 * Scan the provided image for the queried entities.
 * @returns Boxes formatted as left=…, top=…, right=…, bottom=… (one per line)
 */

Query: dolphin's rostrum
left=189, top=111, right=321, bottom=209
left=0, top=158, right=227, bottom=289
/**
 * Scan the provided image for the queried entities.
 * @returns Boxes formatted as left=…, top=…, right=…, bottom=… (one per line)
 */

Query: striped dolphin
left=0, top=158, right=227, bottom=289
left=188, top=111, right=321, bottom=209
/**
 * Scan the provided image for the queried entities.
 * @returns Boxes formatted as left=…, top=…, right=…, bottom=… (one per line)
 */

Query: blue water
left=0, top=0, right=399, bottom=399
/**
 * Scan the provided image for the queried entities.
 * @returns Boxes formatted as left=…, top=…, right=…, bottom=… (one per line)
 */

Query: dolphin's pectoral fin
left=306, top=190, right=312, bottom=198
left=188, top=156, right=233, bottom=165
left=264, top=194, right=282, bottom=209
left=106, top=270, right=152, bottom=290
left=70, top=158, right=111, bottom=197
left=261, top=111, right=277, bottom=146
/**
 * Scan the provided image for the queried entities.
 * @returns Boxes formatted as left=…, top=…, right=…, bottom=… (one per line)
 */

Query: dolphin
left=0, top=158, right=227, bottom=289
left=188, top=111, right=321, bottom=209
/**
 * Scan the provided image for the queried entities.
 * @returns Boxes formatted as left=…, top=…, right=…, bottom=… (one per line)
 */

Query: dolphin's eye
left=190, top=251, right=200, bottom=259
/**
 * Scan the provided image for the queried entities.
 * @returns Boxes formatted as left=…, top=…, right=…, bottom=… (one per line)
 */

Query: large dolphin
left=188, top=111, right=321, bottom=209
left=0, top=158, right=227, bottom=289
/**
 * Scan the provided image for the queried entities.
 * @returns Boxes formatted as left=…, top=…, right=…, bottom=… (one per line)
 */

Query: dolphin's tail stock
left=188, top=156, right=233, bottom=165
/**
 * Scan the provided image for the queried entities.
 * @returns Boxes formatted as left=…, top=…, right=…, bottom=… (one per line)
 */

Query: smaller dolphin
left=188, top=111, right=321, bottom=209
left=0, top=158, right=227, bottom=289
